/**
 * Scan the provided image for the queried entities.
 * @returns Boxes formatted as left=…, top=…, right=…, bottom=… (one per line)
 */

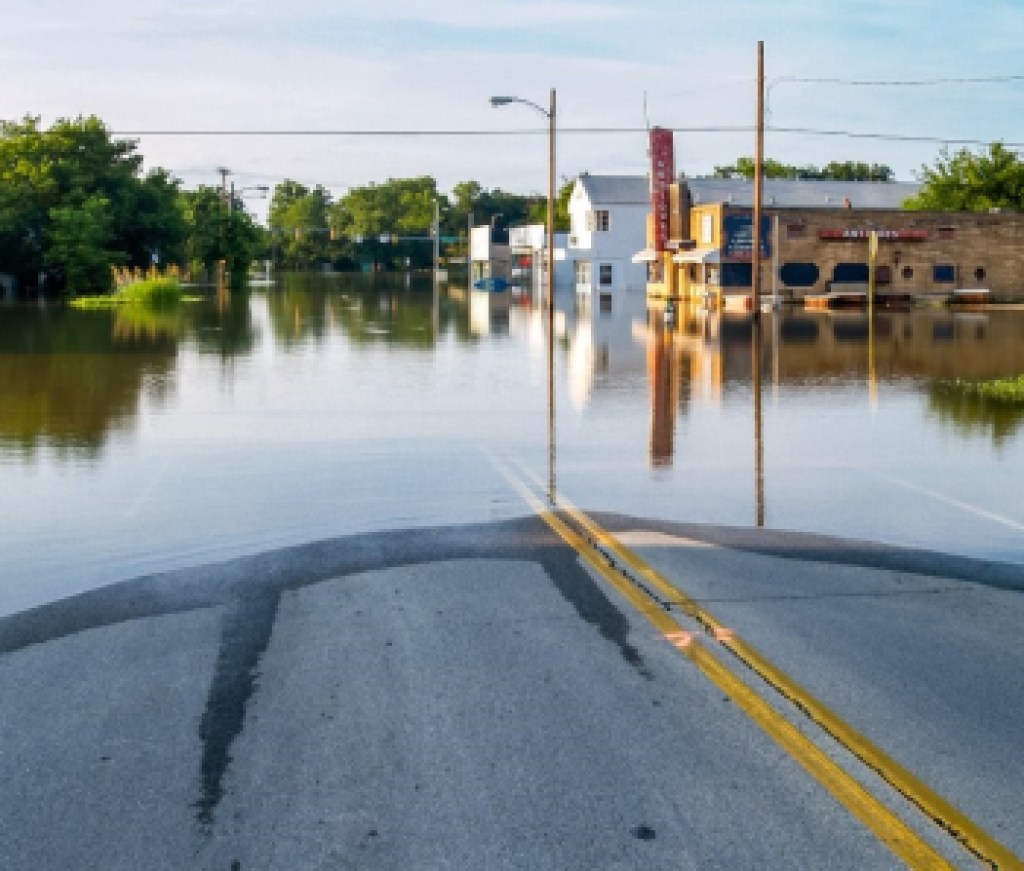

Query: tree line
left=4, top=114, right=1024, bottom=296
left=266, top=177, right=574, bottom=272
left=0, top=116, right=263, bottom=297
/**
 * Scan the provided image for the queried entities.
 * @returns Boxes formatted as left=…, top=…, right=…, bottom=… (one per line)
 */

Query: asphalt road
left=1, top=514, right=1022, bottom=869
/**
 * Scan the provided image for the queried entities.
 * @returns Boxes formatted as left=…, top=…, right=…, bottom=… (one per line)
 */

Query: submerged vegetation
left=70, top=266, right=188, bottom=309
left=941, top=375, right=1024, bottom=404
left=929, top=375, right=1024, bottom=447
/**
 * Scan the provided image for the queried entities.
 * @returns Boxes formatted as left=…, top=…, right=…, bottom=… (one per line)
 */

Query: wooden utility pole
left=752, top=41, right=764, bottom=318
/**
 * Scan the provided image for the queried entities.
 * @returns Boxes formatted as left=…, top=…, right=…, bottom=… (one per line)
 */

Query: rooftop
left=575, top=173, right=920, bottom=210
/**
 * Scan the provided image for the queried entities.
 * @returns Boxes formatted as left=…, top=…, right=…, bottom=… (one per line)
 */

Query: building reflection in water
left=647, top=318, right=680, bottom=467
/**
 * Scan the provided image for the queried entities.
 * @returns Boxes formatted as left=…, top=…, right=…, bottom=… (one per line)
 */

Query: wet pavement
left=2, top=515, right=1022, bottom=869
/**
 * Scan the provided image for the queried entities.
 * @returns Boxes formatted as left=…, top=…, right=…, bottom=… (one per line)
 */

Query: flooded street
left=2, top=272, right=1023, bottom=616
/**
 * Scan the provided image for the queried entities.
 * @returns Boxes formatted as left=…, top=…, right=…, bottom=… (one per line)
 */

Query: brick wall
left=764, top=208, right=1024, bottom=300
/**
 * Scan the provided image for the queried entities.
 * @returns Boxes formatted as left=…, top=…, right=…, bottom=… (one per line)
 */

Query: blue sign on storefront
left=723, top=214, right=772, bottom=260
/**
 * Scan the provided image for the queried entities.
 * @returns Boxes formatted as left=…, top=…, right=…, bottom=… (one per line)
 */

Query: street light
left=490, top=89, right=557, bottom=504
left=229, top=182, right=270, bottom=212
left=489, top=90, right=556, bottom=318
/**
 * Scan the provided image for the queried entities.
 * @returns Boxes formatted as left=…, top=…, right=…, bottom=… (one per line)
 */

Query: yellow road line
left=495, top=463, right=955, bottom=868
left=557, top=495, right=1022, bottom=871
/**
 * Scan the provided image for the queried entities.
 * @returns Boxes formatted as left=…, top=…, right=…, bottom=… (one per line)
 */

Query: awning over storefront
left=672, top=247, right=720, bottom=264
left=631, top=248, right=657, bottom=263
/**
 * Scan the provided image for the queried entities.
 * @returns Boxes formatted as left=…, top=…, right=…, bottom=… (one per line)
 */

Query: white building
left=568, top=174, right=650, bottom=303
left=470, top=223, right=570, bottom=299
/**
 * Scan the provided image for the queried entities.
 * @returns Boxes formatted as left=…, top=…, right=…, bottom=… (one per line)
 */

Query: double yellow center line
left=499, top=462, right=1020, bottom=870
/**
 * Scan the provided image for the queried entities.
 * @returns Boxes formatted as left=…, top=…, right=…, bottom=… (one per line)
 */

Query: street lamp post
left=488, top=89, right=556, bottom=317
left=490, top=89, right=557, bottom=504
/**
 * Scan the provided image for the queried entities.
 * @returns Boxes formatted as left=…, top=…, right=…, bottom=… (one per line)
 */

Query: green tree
left=45, top=194, right=118, bottom=293
left=713, top=157, right=893, bottom=182
left=526, top=177, right=573, bottom=230
left=904, top=143, right=1024, bottom=211
left=269, top=180, right=333, bottom=269
left=335, top=177, right=443, bottom=271
left=0, top=115, right=187, bottom=295
left=180, top=186, right=263, bottom=285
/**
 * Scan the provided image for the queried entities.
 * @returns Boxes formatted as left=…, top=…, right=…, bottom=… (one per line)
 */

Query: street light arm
left=489, top=95, right=550, bottom=119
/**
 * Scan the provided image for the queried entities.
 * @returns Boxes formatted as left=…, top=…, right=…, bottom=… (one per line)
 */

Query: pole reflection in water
left=752, top=315, right=765, bottom=527
left=547, top=298, right=557, bottom=505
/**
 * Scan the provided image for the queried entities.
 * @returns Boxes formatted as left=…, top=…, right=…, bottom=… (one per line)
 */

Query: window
left=975, top=266, right=987, bottom=282
left=780, top=262, right=820, bottom=287
left=721, top=263, right=752, bottom=287
left=701, top=213, right=714, bottom=244
left=587, top=209, right=610, bottom=231
left=787, top=223, right=807, bottom=239
left=933, top=264, right=955, bottom=283
left=938, top=227, right=956, bottom=240
left=599, top=263, right=613, bottom=286
left=574, top=260, right=592, bottom=286
left=833, top=262, right=869, bottom=283
left=901, top=265, right=914, bottom=280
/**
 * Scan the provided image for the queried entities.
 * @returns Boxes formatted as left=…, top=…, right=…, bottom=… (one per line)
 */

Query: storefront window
left=780, top=262, right=819, bottom=287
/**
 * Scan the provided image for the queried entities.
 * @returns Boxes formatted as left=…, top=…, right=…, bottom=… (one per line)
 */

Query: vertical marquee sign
left=649, top=127, right=674, bottom=253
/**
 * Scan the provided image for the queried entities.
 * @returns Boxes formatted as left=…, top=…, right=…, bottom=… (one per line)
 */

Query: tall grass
left=112, top=265, right=183, bottom=304
left=942, top=375, right=1024, bottom=404
left=72, top=265, right=185, bottom=309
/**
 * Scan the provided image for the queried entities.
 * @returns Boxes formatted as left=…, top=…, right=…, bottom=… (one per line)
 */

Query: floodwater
left=1, top=272, right=1023, bottom=617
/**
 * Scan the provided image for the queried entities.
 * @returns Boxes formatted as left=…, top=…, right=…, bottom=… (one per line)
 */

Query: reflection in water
left=112, top=303, right=186, bottom=343
left=634, top=307, right=1024, bottom=459
left=3, top=277, right=1024, bottom=616
left=190, top=288, right=258, bottom=360
left=267, top=272, right=470, bottom=349
left=648, top=320, right=681, bottom=467
left=0, top=307, right=177, bottom=459
left=548, top=299, right=556, bottom=506
left=927, top=383, right=1024, bottom=447
left=752, top=317, right=765, bottom=527
left=0, top=275, right=474, bottom=463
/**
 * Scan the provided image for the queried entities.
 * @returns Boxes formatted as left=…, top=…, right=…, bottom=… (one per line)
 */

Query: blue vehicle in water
left=473, top=277, right=508, bottom=292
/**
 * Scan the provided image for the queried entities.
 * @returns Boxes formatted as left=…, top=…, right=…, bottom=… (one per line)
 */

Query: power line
left=769, top=126, right=1024, bottom=148
left=112, top=126, right=740, bottom=137
left=111, top=125, right=1024, bottom=148
left=769, top=74, right=1024, bottom=88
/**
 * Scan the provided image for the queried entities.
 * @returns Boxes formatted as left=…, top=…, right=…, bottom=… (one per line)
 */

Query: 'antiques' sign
left=818, top=229, right=929, bottom=241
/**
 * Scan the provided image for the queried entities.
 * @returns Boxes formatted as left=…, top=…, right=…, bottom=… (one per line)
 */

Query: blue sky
left=3, top=0, right=1023, bottom=220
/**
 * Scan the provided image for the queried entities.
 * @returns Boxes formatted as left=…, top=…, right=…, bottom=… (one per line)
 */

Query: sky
left=3, top=0, right=1024, bottom=223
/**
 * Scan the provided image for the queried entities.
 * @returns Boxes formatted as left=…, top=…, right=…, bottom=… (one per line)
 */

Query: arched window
left=780, top=262, right=819, bottom=287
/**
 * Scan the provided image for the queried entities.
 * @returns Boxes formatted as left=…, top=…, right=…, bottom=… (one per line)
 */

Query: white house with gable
left=568, top=174, right=649, bottom=302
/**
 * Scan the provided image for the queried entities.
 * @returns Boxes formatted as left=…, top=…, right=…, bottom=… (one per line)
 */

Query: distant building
left=567, top=174, right=650, bottom=304
left=634, top=127, right=1024, bottom=304
left=469, top=222, right=570, bottom=299
left=648, top=180, right=1024, bottom=305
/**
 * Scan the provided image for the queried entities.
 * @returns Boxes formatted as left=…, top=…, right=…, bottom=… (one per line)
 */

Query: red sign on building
left=818, top=228, right=929, bottom=241
left=649, top=127, right=674, bottom=253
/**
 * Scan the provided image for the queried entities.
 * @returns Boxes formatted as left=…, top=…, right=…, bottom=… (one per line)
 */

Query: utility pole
left=433, top=198, right=441, bottom=288
left=216, top=167, right=231, bottom=291
left=752, top=41, right=764, bottom=319
left=217, top=167, right=231, bottom=205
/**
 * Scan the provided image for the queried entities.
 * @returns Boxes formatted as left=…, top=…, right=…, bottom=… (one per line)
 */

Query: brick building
left=644, top=177, right=1024, bottom=304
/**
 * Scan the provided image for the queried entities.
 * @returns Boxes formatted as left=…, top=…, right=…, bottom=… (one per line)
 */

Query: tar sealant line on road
left=493, top=464, right=956, bottom=869
left=494, top=456, right=1021, bottom=871
left=566, top=498, right=1022, bottom=871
